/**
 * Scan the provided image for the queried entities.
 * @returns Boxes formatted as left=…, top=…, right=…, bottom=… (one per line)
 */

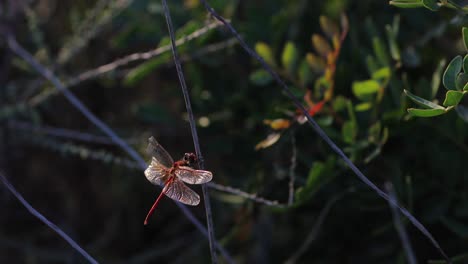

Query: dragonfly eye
left=183, top=153, right=197, bottom=165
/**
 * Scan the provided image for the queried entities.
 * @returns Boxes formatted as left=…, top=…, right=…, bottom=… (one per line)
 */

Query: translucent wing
left=146, top=136, right=174, bottom=168
left=144, top=157, right=169, bottom=186
left=164, top=178, right=200, bottom=206
left=175, top=166, right=213, bottom=184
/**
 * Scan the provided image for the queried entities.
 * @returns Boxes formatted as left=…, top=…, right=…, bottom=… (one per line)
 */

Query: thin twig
left=288, top=132, right=297, bottom=206
left=28, top=20, right=223, bottom=107
left=160, top=1, right=217, bottom=263
left=0, top=170, right=99, bottom=264
left=8, top=120, right=135, bottom=145
left=385, top=182, right=417, bottom=264
left=285, top=188, right=354, bottom=264
left=199, top=1, right=451, bottom=262
left=7, top=35, right=234, bottom=264
left=208, top=182, right=285, bottom=207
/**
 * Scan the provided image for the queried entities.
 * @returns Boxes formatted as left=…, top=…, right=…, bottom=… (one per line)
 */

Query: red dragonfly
left=143, top=136, right=212, bottom=225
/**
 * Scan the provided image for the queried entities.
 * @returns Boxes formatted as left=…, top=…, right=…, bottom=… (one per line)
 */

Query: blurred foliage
left=1, top=0, right=468, bottom=263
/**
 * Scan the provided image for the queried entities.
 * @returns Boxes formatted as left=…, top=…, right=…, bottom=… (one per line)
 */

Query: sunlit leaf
left=404, top=89, right=445, bottom=109
left=443, top=56, right=463, bottom=91
left=255, top=42, right=276, bottom=66
left=422, top=0, right=440, bottom=11
left=281, top=41, right=299, bottom=75
left=371, top=67, right=391, bottom=81
left=263, top=119, right=291, bottom=130
left=407, top=108, right=446, bottom=117
left=431, top=59, right=446, bottom=99
left=352, top=80, right=380, bottom=100
left=389, top=0, right=424, bottom=8
left=312, top=34, right=332, bottom=57
left=255, top=133, right=281, bottom=150
left=249, top=69, right=273, bottom=86
left=443, top=90, right=464, bottom=107
left=355, top=102, right=372, bottom=112
left=319, top=16, right=339, bottom=38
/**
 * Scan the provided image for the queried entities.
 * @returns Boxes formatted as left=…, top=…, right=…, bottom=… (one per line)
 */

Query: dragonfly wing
left=164, top=178, right=200, bottom=206
left=147, top=136, right=174, bottom=167
left=144, top=157, right=169, bottom=186
left=175, top=166, right=213, bottom=184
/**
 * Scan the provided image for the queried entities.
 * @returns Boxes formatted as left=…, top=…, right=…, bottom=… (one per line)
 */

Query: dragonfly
left=143, top=136, right=213, bottom=225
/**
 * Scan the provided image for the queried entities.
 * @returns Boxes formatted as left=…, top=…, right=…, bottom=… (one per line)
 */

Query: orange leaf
left=308, top=100, right=325, bottom=116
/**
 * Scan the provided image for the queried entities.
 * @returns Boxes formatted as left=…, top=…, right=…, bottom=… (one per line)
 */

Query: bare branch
left=208, top=182, right=285, bottom=207
left=0, top=170, right=99, bottom=264
left=161, top=1, right=217, bottom=262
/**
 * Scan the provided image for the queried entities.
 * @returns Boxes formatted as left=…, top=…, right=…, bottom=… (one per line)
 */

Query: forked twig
left=160, top=0, right=218, bottom=263
left=0, top=171, right=99, bottom=264
left=199, top=1, right=451, bottom=262
left=6, top=35, right=233, bottom=264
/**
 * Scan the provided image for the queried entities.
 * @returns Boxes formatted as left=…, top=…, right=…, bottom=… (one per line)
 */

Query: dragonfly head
left=183, top=152, right=197, bottom=166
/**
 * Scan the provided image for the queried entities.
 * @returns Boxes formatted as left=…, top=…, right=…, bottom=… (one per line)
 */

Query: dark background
left=1, top=0, right=467, bottom=263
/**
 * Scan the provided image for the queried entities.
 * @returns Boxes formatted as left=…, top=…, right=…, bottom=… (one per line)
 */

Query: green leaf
left=463, top=55, right=468, bottom=73
left=463, top=27, right=468, bottom=52
left=332, top=96, right=347, bottom=112
left=371, top=67, right=391, bottom=81
left=355, top=102, right=372, bottom=112
left=422, top=0, right=440, bottom=11
left=366, top=55, right=378, bottom=76
left=249, top=69, right=273, bottom=86
left=298, top=59, right=313, bottom=85
left=431, top=59, right=446, bottom=99
left=352, top=80, right=380, bottom=100
left=372, top=37, right=390, bottom=67
left=456, top=73, right=468, bottom=91
left=306, top=53, right=325, bottom=72
left=443, top=56, right=463, bottom=91
left=342, top=120, right=357, bottom=144
left=385, top=24, right=400, bottom=61
left=443, top=90, right=464, bottom=107
left=255, top=42, right=276, bottom=66
left=404, top=89, right=445, bottom=109
left=389, top=0, right=424, bottom=8
left=407, top=108, right=446, bottom=117
left=295, top=158, right=336, bottom=206
left=281, top=41, right=299, bottom=75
